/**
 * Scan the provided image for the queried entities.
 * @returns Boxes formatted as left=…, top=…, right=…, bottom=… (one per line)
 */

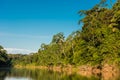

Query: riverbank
left=14, top=64, right=120, bottom=80
left=14, top=64, right=120, bottom=74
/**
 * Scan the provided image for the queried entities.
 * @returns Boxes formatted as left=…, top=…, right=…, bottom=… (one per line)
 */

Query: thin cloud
left=0, top=32, right=51, bottom=39
left=5, top=48, right=36, bottom=54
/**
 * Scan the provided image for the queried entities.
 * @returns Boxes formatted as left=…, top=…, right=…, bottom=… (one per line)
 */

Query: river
left=0, top=68, right=119, bottom=80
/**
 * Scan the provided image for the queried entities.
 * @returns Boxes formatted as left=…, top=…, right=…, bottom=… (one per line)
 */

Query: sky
left=0, top=0, right=116, bottom=54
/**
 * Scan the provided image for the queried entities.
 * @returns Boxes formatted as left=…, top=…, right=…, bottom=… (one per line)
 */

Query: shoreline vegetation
left=14, top=64, right=120, bottom=75
left=1, top=0, right=120, bottom=80
left=14, top=64, right=120, bottom=80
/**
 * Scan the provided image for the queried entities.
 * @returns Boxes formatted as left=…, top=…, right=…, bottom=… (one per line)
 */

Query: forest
left=1, top=0, right=120, bottom=68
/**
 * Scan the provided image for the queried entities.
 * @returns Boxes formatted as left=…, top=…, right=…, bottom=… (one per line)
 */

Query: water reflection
left=5, top=77, right=32, bottom=80
left=0, top=68, right=120, bottom=80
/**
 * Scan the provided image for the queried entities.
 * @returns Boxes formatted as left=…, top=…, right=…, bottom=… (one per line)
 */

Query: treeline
left=11, top=0, right=120, bottom=67
left=0, top=46, right=11, bottom=67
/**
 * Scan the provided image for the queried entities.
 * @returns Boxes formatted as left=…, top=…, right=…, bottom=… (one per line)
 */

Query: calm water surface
left=0, top=68, right=119, bottom=80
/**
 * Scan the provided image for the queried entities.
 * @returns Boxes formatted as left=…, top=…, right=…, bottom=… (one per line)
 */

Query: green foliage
left=10, top=0, right=120, bottom=67
left=51, top=32, right=65, bottom=44
left=0, top=45, right=11, bottom=67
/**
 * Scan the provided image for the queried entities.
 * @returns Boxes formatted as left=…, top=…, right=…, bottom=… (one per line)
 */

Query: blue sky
left=0, top=0, right=116, bottom=54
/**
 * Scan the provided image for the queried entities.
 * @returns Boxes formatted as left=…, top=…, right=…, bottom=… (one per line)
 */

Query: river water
left=0, top=68, right=119, bottom=80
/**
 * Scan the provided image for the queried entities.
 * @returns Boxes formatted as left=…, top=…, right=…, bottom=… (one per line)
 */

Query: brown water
left=0, top=68, right=119, bottom=80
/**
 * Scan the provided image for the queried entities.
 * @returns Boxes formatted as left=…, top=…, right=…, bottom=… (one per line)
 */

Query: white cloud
left=4, top=48, right=36, bottom=54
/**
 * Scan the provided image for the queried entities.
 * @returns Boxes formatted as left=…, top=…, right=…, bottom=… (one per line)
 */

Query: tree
left=51, top=32, right=65, bottom=44
left=0, top=45, right=11, bottom=67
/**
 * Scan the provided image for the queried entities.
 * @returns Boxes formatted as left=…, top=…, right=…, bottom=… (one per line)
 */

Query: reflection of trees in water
left=0, top=68, right=10, bottom=80
left=0, top=68, right=99, bottom=80
left=1, top=68, right=120, bottom=80
left=61, top=74, right=100, bottom=80
left=7, top=69, right=62, bottom=80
